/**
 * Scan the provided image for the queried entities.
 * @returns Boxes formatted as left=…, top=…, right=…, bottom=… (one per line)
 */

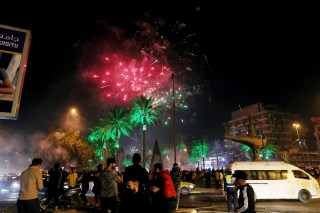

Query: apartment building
left=310, top=116, right=320, bottom=151
left=224, top=103, right=320, bottom=168
left=225, top=102, right=299, bottom=150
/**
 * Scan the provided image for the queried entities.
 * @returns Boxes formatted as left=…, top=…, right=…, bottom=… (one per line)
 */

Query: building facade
left=310, top=116, right=320, bottom=151
left=225, top=102, right=300, bottom=150
left=224, top=103, right=320, bottom=169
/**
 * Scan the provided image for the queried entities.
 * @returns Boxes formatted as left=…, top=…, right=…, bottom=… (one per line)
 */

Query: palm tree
left=99, top=107, right=132, bottom=165
left=88, top=126, right=109, bottom=161
left=241, top=143, right=278, bottom=161
left=260, top=144, right=278, bottom=161
left=190, top=138, right=209, bottom=169
left=130, top=95, right=162, bottom=167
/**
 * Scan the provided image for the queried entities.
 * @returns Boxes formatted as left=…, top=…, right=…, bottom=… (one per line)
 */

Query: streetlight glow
left=66, top=107, right=77, bottom=132
left=293, top=123, right=300, bottom=141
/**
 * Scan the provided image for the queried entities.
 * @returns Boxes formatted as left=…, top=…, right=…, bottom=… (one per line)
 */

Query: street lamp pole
left=293, top=123, right=300, bottom=141
left=171, top=73, right=177, bottom=164
left=202, top=140, right=205, bottom=169
left=66, top=108, right=76, bottom=132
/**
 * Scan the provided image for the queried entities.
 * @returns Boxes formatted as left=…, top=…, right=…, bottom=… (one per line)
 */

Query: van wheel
left=298, top=189, right=311, bottom=203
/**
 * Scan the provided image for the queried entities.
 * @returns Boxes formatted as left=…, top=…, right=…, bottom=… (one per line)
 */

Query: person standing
left=170, top=163, right=182, bottom=211
left=123, top=153, right=150, bottom=193
left=43, top=162, right=63, bottom=211
left=232, top=170, right=256, bottom=213
left=214, top=170, right=220, bottom=189
left=79, top=169, right=91, bottom=206
left=100, top=157, right=123, bottom=213
left=67, top=167, right=78, bottom=189
left=204, top=170, right=212, bottom=189
left=150, top=181, right=170, bottom=213
left=224, top=170, right=238, bottom=212
left=153, top=163, right=177, bottom=213
left=17, top=158, right=44, bottom=213
left=92, top=164, right=103, bottom=207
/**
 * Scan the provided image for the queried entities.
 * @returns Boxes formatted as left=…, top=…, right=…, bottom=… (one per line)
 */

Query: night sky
left=0, top=1, right=320, bottom=164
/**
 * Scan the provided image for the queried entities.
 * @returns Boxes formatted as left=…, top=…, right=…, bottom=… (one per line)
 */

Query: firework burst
left=93, top=54, right=172, bottom=102
left=79, top=13, right=206, bottom=114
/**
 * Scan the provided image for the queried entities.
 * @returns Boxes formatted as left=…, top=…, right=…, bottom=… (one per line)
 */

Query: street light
left=292, top=123, right=300, bottom=141
left=293, top=123, right=310, bottom=167
left=66, top=107, right=77, bottom=132
left=171, top=73, right=177, bottom=164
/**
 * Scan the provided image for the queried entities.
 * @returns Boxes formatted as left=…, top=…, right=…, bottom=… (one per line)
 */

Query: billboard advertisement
left=0, top=24, right=31, bottom=119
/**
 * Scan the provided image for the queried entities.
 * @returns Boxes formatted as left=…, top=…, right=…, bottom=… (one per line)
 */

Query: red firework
left=93, top=54, right=172, bottom=102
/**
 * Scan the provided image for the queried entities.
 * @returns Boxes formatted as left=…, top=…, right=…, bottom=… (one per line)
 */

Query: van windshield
left=292, top=170, right=310, bottom=179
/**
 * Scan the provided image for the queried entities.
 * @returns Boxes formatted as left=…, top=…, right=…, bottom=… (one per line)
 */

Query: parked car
left=0, top=175, right=20, bottom=193
left=180, top=181, right=196, bottom=195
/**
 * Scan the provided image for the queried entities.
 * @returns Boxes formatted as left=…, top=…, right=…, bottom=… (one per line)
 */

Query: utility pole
left=171, top=73, right=176, bottom=163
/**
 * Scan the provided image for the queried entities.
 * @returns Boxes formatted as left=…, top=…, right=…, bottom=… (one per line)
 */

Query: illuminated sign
left=0, top=24, right=31, bottom=119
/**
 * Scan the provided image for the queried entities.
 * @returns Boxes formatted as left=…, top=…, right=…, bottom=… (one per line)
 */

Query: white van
left=225, top=161, right=320, bottom=203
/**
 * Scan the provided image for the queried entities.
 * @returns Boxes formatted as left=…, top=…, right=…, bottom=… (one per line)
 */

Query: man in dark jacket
left=170, top=163, right=182, bottom=210
left=79, top=169, right=91, bottom=205
left=150, top=180, right=170, bottom=213
left=43, top=162, right=63, bottom=211
left=123, top=153, right=149, bottom=192
left=233, top=170, right=256, bottom=213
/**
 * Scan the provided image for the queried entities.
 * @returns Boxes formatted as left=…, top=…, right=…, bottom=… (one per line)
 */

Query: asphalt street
left=1, top=188, right=320, bottom=212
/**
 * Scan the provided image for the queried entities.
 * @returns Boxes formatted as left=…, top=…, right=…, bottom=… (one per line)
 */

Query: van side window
left=242, top=170, right=288, bottom=180
left=267, top=171, right=277, bottom=180
left=267, top=170, right=286, bottom=180
left=293, top=170, right=310, bottom=179
left=280, top=170, right=288, bottom=179
left=237, top=170, right=252, bottom=180
left=257, top=171, right=267, bottom=180
left=250, top=171, right=258, bottom=180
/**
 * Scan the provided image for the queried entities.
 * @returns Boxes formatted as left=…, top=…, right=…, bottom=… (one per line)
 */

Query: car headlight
left=12, top=182, right=20, bottom=188
left=188, top=184, right=195, bottom=189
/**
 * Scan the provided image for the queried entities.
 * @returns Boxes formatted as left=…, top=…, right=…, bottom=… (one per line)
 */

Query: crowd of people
left=16, top=155, right=256, bottom=213
left=16, top=153, right=183, bottom=213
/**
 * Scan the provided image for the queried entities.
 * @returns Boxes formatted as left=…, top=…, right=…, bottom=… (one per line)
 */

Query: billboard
left=0, top=24, right=31, bottom=119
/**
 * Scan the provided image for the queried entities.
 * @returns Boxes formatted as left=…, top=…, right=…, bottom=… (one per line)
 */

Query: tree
left=260, top=144, right=278, bottom=161
left=241, top=143, right=278, bottom=161
left=35, top=130, right=94, bottom=170
left=176, top=137, right=189, bottom=167
left=88, top=126, right=110, bottom=161
left=88, top=107, right=132, bottom=165
left=56, top=131, right=94, bottom=169
left=241, top=144, right=254, bottom=161
left=99, top=107, right=132, bottom=166
left=130, top=95, right=162, bottom=167
left=189, top=138, right=209, bottom=169
left=122, top=154, right=133, bottom=167
left=176, top=137, right=187, bottom=152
